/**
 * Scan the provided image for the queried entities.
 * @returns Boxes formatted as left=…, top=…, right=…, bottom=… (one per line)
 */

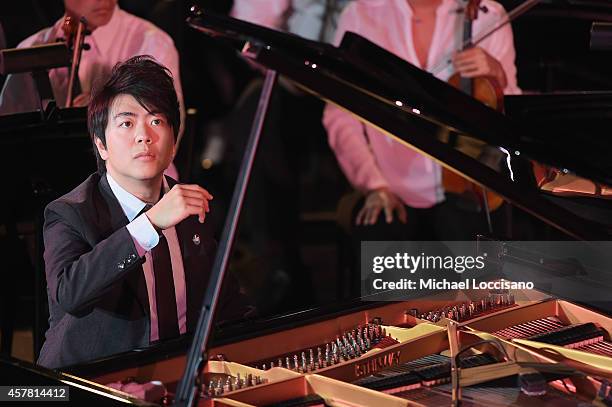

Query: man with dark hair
left=38, top=56, right=230, bottom=369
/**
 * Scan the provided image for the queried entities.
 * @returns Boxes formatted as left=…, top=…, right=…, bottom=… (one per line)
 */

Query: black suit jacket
left=38, top=173, right=234, bottom=369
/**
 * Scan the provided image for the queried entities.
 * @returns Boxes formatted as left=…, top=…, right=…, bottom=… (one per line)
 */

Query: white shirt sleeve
left=126, top=214, right=160, bottom=252
left=478, top=3, right=521, bottom=95
left=322, top=4, right=390, bottom=193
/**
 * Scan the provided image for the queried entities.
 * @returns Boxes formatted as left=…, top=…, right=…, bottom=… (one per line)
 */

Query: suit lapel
left=98, top=174, right=150, bottom=318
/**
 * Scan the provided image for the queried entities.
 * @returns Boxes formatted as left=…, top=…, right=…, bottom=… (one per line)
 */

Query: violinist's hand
left=452, top=47, right=507, bottom=89
left=146, top=184, right=213, bottom=229
left=355, top=187, right=407, bottom=226
left=73, top=92, right=91, bottom=107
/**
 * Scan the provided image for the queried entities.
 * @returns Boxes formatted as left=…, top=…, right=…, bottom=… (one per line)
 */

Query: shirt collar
left=106, top=172, right=168, bottom=222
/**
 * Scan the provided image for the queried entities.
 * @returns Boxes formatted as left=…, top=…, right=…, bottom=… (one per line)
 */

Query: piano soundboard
left=86, top=288, right=612, bottom=406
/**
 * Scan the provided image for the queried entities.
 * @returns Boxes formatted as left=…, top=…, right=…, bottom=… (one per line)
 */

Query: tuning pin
left=342, top=344, right=350, bottom=360
left=336, top=337, right=343, bottom=354
left=345, top=342, right=353, bottom=359
left=216, top=378, right=224, bottom=395
left=294, top=354, right=299, bottom=371
left=309, top=348, right=315, bottom=369
left=286, top=356, right=291, bottom=370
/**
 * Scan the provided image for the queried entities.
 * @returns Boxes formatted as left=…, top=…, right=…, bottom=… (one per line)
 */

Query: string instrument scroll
left=60, top=14, right=90, bottom=107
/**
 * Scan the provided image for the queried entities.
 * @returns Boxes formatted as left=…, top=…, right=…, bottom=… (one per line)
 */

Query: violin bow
left=430, top=0, right=540, bottom=76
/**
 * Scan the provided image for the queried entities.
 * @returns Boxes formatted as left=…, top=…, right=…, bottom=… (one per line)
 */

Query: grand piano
left=1, top=3, right=612, bottom=406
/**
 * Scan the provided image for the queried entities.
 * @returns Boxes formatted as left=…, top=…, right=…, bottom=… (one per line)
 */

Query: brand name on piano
left=354, top=350, right=401, bottom=377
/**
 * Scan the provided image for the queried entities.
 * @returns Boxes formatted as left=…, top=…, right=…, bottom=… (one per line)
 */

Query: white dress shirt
left=0, top=5, right=183, bottom=121
left=107, top=173, right=187, bottom=342
left=323, top=0, right=520, bottom=208
left=231, top=0, right=350, bottom=43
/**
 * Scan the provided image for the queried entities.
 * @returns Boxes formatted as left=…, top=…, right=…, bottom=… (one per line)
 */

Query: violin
left=442, top=0, right=505, bottom=212
left=61, top=13, right=89, bottom=107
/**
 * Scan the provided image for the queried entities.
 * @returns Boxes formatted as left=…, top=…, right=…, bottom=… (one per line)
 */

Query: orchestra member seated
left=0, top=0, right=183, bottom=116
left=323, top=0, right=521, bottom=243
left=38, top=56, right=247, bottom=369
left=0, top=0, right=185, bottom=177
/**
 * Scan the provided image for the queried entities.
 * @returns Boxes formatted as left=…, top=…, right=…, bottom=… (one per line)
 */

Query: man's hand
left=452, top=47, right=507, bottom=89
left=355, top=187, right=407, bottom=226
left=145, top=184, right=213, bottom=230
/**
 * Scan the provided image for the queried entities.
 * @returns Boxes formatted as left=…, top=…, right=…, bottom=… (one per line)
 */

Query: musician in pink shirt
left=1, top=1, right=182, bottom=115
left=0, top=0, right=184, bottom=178
left=323, top=0, right=520, bottom=240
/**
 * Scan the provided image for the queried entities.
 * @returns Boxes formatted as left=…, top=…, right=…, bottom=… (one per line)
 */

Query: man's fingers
left=184, top=203, right=207, bottom=223
left=459, top=70, right=479, bottom=78
left=383, top=204, right=393, bottom=224
left=455, top=63, right=482, bottom=77
left=397, top=205, right=408, bottom=224
left=182, top=196, right=210, bottom=213
left=454, top=59, right=479, bottom=71
left=367, top=206, right=381, bottom=225
left=174, top=189, right=212, bottom=207
left=355, top=207, right=366, bottom=226
left=177, top=184, right=213, bottom=200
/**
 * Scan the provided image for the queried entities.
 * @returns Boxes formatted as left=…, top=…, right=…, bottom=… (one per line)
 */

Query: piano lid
left=187, top=7, right=611, bottom=240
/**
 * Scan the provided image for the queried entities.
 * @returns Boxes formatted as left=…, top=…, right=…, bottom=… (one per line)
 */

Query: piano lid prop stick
left=174, top=69, right=279, bottom=407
